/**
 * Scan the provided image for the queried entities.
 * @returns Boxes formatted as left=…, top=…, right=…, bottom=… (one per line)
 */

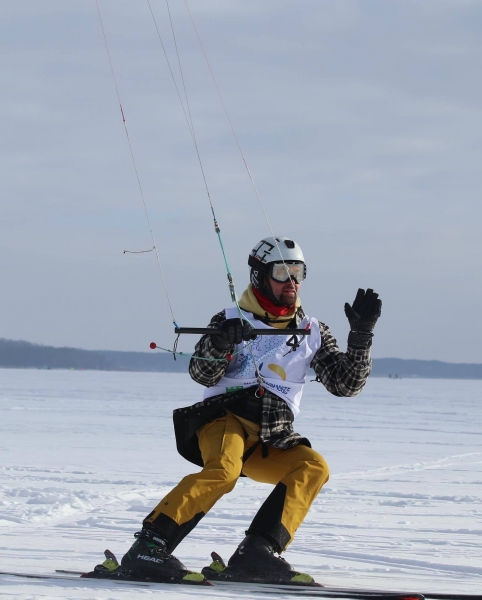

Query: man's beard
left=278, top=291, right=297, bottom=306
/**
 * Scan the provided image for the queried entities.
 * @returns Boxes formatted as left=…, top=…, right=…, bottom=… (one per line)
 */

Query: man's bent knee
left=201, top=462, right=241, bottom=489
left=296, top=448, right=330, bottom=487
left=311, top=455, right=330, bottom=486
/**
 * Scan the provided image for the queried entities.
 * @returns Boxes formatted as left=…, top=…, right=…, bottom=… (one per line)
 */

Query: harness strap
left=242, top=440, right=261, bottom=463
left=242, top=440, right=269, bottom=463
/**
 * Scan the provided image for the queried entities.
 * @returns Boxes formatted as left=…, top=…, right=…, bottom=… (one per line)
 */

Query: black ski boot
left=202, top=534, right=317, bottom=585
left=120, top=528, right=205, bottom=583
left=87, top=528, right=205, bottom=584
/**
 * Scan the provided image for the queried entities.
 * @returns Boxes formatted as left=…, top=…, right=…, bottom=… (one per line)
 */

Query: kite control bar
left=174, top=327, right=310, bottom=336
left=149, top=327, right=311, bottom=354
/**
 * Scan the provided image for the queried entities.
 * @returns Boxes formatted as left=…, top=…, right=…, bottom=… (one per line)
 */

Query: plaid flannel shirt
left=186, top=308, right=372, bottom=451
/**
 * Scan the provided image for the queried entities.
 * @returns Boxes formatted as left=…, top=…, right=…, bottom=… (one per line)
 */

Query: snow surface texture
left=0, top=369, right=481, bottom=599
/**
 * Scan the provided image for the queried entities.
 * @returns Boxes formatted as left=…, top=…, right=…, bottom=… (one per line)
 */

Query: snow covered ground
left=0, top=368, right=481, bottom=599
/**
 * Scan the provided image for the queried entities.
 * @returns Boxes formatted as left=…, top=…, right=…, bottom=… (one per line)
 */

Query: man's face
left=268, top=277, right=301, bottom=306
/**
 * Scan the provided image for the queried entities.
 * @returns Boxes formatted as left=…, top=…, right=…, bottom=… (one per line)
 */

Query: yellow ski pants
left=145, top=413, right=329, bottom=552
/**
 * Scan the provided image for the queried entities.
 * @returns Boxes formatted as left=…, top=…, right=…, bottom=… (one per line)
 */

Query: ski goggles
left=269, top=261, right=306, bottom=284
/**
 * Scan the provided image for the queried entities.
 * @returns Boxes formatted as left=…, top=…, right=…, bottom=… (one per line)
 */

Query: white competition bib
left=203, top=307, right=322, bottom=416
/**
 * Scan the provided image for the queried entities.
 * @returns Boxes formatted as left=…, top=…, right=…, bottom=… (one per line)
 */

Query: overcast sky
left=1, top=0, right=481, bottom=362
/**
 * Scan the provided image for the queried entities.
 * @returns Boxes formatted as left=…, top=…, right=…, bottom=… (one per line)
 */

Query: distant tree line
left=371, top=358, right=482, bottom=379
left=0, top=338, right=481, bottom=379
left=0, top=338, right=189, bottom=372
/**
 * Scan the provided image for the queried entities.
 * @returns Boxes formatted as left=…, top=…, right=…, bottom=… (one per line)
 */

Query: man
left=111, top=236, right=382, bottom=584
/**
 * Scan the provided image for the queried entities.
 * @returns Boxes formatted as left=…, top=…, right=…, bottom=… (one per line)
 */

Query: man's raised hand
left=344, top=288, right=382, bottom=334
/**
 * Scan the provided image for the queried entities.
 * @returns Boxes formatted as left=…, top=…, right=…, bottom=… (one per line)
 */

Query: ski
left=201, top=550, right=482, bottom=600
left=2, top=569, right=480, bottom=600
left=55, top=569, right=87, bottom=575
left=211, top=580, right=425, bottom=599
left=210, top=579, right=482, bottom=600
left=0, top=571, right=214, bottom=590
left=52, top=570, right=482, bottom=600
left=205, top=575, right=482, bottom=600
left=201, top=551, right=423, bottom=599
left=0, top=570, right=151, bottom=587
left=0, top=570, right=417, bottom=599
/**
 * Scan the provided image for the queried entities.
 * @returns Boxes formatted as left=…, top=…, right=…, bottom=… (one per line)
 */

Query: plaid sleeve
left=310, top=321, right=372, bottom=397
left=188, top=310, right=231, bottom=387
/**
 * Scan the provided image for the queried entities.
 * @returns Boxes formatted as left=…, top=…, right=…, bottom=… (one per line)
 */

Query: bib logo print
left=231, top=335, right=287, bottom=379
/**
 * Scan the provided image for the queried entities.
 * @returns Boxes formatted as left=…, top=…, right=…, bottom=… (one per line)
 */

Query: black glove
left=344, top=288, right=382, bottom=348
left=212, top=318, right=257, bottom=350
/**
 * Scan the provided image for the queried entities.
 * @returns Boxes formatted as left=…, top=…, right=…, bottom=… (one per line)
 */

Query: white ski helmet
left=248, top=236, right=306, bottom=291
